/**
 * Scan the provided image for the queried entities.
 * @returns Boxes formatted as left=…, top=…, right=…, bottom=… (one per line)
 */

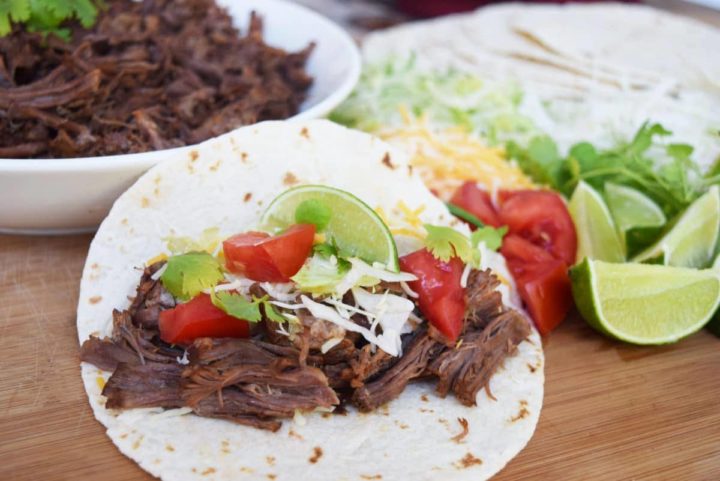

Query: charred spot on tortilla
left=381, top=152, right=396, bottom=170
left=283, top=172, right=299, bottom=186
left=189, top=151, right=199, bottom=162
left=510, top=401, right=530, bottom=423
left=360, top=475, right=382, bottom=480
left=309, top=446, right=323, bottom=464
left=132, top=435, right=144, bottom=450
left=209, top=160, right=221, bottom=172
left=201, top=467, right=216, bottom=475
left=300, top=127, right=310, bottom=139
left=267, top=475, right=277, bottom=480
left=288, top=429, right=304, bottom=440
left=421, top=394, right=429, bottom=402
left=394, top=420, right=409, bottom=429
left=241, top=152, right=249, bottom=162
left=165, top=444, right=175, bottom=452
left=527, top=363, right=537, bottom=373
left=266, top=456, right=276, bottom=466
left=244, top=193, right=253, bottom=203
left=455, top=453, right=483, bottom=469
left=140, top=197, right=150, bottom=208
left=89, top=296, right=102, bottom=304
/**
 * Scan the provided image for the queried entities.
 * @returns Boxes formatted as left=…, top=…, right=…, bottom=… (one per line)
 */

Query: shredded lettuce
left=330, top=56, right=540, bottom=146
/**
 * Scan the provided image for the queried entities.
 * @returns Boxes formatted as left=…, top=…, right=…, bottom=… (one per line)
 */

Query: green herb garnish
left=160, top=252, right=224, bottom=301
left=211, top=291, right=286, bottom=323
left=446, top=202, right=485, bottom=229
left=1, top=0, right=104, bottom=39
left=471, top=225, right=508, bottom=252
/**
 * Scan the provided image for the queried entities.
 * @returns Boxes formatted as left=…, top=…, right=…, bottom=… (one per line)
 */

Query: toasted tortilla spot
left=266, top=456, right=276, bottom=466
left=154, top=175, right=161, bottom=185
left=394, top=420, right=409, bottom=429
left=240, top=467, right=254, bottom=474
left=420, top=394, right=429, bottom=402
left=189, top=150, right=199, bottom=162
left=209, top=160, right=221, bottom=172
left=267, top=475, right=277, bottom=480
left=288, top=429, right=304, bottom=440
left=241, top=152, right=248, bottom=162
left=321, top=412, right=332, bottom=419
left=438, top=417, right=449, bottom=426
left=201, top=468, right=216, bottom=476
left=165, top=444, right=175, bottom=452
left=381, top=152, right=395, bottom=169
left=121, top=218, right=128, bottom=225
left=89, top=296, right=102, bottom=305
left=454, top=453, right=483, bottom=469
left=153, top=187, right=160, bottom=197
left=283, top=172, right=299, bottom=186
left=300, top=127, right=310, bottom=139
left=527, top=363, right=537, bottom=373
left=451, top=418, right=469, bottom=443
left=419, top=408, right=434, bottom=414
left=244, top=193, right=253, bottom=202
left=141, top=197, right=150, bottom=208
left=510, top=400, right=530, bottom=423
left=361, top=475, right=382, bottom=480
left=221, top=440, right=230, bottom=454
left=309, top=446, right=323, bottom=464
left=119, top=433, right=128, bottom=440
left=408, top=164, right=414, bottom=175
left=132, top=435, right=144, bottom=450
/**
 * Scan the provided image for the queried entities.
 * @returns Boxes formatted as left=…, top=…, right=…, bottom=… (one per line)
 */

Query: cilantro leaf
left=1, top=0, right=103, bottom=39
left=0, top=0, right=30, bottom=36
left=470, top=225, right=508, bottom=252
left=211, top=291, right=262, bottom=322
left=160, top=252, right=224, bottom=301
left=211, top=291, right=287, bottom=324
left=423, top=224, right=473, bottom=263
left=295, top=199, right=331, bottom=232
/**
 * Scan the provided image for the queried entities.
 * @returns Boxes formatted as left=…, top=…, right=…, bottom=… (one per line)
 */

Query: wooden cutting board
left=1, top=233, right=719, bottom=481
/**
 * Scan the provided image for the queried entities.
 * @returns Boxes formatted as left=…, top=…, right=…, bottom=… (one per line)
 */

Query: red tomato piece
left=498, top=190, right=577, bottom=266
left=399, top=249, right=466, bottom=342
left=223, top=224, right=316, bottom=282
left=449, top=181, right=502, bottom=227
left=512, top=260, right=573, bottom=335
left=159, top=294, right=249, bottom=344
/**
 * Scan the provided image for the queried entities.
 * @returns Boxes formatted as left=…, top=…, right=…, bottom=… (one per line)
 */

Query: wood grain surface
left=1, top=233, right=719, bottom=481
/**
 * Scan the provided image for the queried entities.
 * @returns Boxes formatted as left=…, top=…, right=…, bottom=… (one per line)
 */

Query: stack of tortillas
left=362, top=3, right=720, bottom=169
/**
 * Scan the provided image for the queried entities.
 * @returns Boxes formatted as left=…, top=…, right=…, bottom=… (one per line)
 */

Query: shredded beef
left=103, top=362, right=184, bottom=409
left=351, top=328, right=444, bottom=412
left=128, top=261, right=175, bottom=329
left=428, top=310, right=531, bottom=405
left=464, top=269, right=503, bottom=330
left=1, top=0, right=313, bottom=158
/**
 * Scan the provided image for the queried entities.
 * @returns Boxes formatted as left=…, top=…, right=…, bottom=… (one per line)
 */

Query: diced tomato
left=501, top=234, right=572, bottom=334
left=223, top=224, right=315, bottom=282
left=512, top=260, right=572, bottom=335
left=159, top=294, right=249, bottom=344
left=497, top=190, right=577, bottom=266
left=399, top=249, right=466, bottom=342
left=449, top=181, right=502, bottom=227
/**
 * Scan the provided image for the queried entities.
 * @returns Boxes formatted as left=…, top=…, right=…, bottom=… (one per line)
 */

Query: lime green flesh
left=633, top=186, right=720, bottom=268
left=708, top=254, right=720, bottom=337
left=259, top=185, right=400, bottom=271
left=571, top=258, right=720, bottom=344
left=569, top=181, right=625, bottom=264
left=604, top=182, right=666, bottom=254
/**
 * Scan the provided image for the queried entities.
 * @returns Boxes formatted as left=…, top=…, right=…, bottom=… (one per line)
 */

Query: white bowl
left=0, top=0, right=360, bottom=234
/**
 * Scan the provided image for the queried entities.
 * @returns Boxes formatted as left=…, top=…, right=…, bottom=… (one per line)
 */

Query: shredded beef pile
left=81, top=263, right=530, bottom=431
left=0, top=0, right=313, bottom=158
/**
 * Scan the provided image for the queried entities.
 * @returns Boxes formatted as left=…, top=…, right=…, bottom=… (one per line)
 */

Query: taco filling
left=80, top=184, right=530, bottom=432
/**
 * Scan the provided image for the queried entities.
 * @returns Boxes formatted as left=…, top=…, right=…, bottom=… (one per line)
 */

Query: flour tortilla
left=77, top=120, right=543, bottom=481
left=362, top=3, right=720, bottom=171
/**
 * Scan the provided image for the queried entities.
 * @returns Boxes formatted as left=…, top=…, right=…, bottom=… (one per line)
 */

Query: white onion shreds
left=324, top=298, right=377, bottom=320
left=150, top=263, right=168, bottom=280
left=176, top=350, right=189, bottom=365
left=400, top=281, right=419, bottom=298
left=320, top=337, right=343, bottom=354
left=259, top=282, right=297, bottom=302
left=460, top=263, right=472, bottom=288
left=269, top=301, right=304, bottom=310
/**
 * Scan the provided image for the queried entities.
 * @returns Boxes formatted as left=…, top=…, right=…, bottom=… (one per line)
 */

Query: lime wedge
left=570, top=258, right=720, bottom=344
left=604, top=183, right=666, bottom=255
left=260, top=185, right=399, bottom=271
left=568, top=181, right=625, bottom=263
left=632, top=186, right=720, bottom=268
left=708, top=253, right=720, bottom=337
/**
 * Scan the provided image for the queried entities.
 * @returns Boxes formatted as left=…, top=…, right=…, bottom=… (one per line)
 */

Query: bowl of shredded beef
left=0, top=0, right=360, bottom=233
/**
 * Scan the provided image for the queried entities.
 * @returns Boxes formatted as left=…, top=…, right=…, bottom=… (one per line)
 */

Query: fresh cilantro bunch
left=0, top=0, right=104, bottom=39
left=423, top=224, right=507, bottom=267
left=507, top=122, right=719, bottom=219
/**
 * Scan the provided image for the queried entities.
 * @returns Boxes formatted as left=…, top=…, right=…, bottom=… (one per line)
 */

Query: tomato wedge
left=449, top=181, right=502, bottom=227
left=159, top=293, right=249, bottom=344
left=498, top=190, right=577, bottom=266
left=501, top=235, right=572, bottom=335
left=223, top=224, right=315, bottom=282
left=399, top=249, right=466, bottom=342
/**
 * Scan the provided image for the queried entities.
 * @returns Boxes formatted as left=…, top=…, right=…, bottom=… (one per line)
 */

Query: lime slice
left=708, top=254, right=720, bottom=337
left=260, top=185, right=399, bottom=271
left=568, top=181, right=625, bottom=263
left=632, top=186, right=720, bottom=268
left=571, top=258, right=720, bottom=344
left=604, top=183, right=666, bottom=255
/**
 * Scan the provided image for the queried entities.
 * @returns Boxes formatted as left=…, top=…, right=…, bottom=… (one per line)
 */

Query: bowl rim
left=0, top=0, right=360, bottom=172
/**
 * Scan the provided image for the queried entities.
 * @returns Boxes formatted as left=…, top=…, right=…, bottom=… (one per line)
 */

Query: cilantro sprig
left=506, top=122, right=716, bottom=219
left=211, top=291, right=286, bottom=323
left=160, top=252, right=224, bottom=301
left=423, top=224, right=506, bottom=266
left=0, top=0, right=104, bottom=39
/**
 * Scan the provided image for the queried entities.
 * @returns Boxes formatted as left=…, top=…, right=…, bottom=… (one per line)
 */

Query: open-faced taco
left=77, top=120, right=543, bottom=481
